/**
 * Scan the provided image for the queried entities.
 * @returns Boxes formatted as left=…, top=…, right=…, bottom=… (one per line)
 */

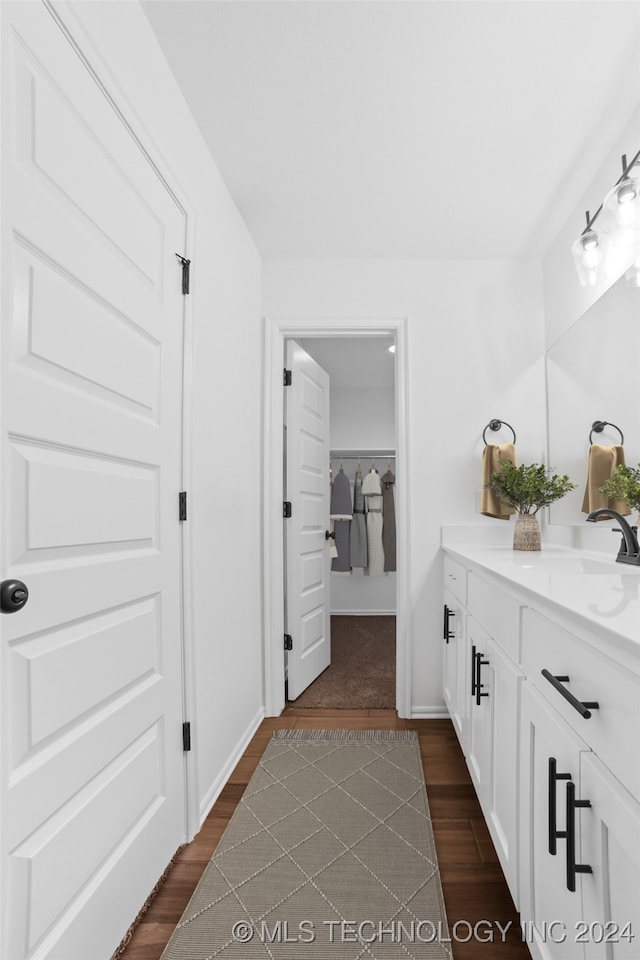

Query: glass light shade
left=624, top=255, right=640, bottom=287
left=602, top=174, right=640, bottom=246
left=571, top=228, right=609, bottom=286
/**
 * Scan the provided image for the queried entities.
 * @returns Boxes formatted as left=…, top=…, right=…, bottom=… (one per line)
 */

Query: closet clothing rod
left=330, top=450, right=395, bottom=459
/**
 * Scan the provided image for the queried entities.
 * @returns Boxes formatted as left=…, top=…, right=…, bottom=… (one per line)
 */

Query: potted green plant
left=487, top=461, right=576, bottom=551
left=598, top=463, right=640, bottom=524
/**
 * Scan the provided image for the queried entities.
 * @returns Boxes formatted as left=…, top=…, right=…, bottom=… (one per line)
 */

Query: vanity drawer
left=523, top=607, right=640, bottom=798
left=444, top=556, right=467, bottom=606
left=467, top=572, right=521, bottom=664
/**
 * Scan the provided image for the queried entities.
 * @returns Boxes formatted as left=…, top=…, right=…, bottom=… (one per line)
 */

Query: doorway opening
left=262, top=318, right=411, bottom=718
left=286, top=336, right=396, bottom=710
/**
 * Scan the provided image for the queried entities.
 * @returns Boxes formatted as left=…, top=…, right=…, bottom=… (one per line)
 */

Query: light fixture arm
left=581, top=147, right=640, bottom=236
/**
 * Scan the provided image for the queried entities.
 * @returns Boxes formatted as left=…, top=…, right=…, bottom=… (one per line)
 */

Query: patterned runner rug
left=161, top=730, right=452, bottom=959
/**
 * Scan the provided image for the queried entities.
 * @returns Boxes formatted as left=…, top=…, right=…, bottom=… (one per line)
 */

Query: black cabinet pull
left=566, top=780, right=592, bottom=892
left=443, top=604, right=455, bottom=643
left=475, top=652, right=490, bottom=706
left=541, top=670, right=599, bottom=718
left=548, top=757, right=571, bottom=855
left=471, top=644, right=477, bottom=697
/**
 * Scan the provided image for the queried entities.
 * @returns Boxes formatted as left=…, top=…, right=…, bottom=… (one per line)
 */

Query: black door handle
left=325, top=530, right=335, bottom=540
left=1, top=579, right=29, bottom=613
left=548, top=757, right=571, bottom=854
left=471, top=644, right=477, bottom=697
left=566, top=780, right=592, bottom=892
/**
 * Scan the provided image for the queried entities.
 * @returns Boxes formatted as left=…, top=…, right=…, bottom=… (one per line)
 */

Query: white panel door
left=0, top=4, right=187, bottom=958
left=285, top=341, right=331, bottom=700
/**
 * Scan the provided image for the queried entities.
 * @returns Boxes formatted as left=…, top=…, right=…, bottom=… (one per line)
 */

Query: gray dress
left=381, top=469, right=396, bottom=572
left=350, top=471, right=368, bottom=568
left=330, top=468, right=352, bottom=574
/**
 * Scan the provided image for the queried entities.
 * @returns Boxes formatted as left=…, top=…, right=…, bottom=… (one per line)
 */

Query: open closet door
left=285, top=341, right=331, bottom=700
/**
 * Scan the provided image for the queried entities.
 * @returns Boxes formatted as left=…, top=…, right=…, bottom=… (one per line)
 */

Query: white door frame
left=263, top=316, right=411, bottom=717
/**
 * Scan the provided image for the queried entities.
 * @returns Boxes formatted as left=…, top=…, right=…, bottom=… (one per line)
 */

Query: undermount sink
left=512, top=556, right=640, bottom=575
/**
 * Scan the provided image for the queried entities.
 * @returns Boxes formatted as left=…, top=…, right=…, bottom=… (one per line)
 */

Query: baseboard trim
left=198, top=705, right=265, bottom=825
left=410, top=706, right=449, bottom=719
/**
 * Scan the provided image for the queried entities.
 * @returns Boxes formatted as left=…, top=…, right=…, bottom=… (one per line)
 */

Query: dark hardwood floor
left=117, top=710, right=530, bottom=959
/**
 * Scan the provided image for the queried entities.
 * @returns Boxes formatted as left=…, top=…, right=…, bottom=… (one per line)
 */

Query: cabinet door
left=579, top=753, right=640, bottom=960
left=442, top=589, right=467, bottom=746
left=466, top=617, right=491, bottom=803
left=454, top=600, right=470, bottom=754
left=485, top=636, right=523, bottom=906
left=520, top=684, right=589, bottom=960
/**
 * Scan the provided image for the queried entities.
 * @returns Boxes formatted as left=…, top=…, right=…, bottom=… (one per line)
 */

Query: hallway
left=117, top=711, right=528, bottom=960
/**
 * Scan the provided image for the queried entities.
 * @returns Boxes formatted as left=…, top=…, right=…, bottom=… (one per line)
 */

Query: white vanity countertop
left=442, top=541, right=640, bottom=656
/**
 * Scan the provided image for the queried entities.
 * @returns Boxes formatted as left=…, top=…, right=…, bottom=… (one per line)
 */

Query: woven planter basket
left=513, top=513, right=541, bottom=551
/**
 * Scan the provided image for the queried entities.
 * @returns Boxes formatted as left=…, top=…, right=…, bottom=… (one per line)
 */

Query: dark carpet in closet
left=288, top=615, right=395, bottom=709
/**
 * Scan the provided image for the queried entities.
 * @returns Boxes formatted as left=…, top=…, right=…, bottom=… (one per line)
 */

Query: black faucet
left=586, top=509, right=640, bottom=565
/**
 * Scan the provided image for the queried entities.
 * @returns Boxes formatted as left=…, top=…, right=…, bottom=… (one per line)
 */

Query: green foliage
left=487, top=461, right=576, bottom=515
left=598, top=463, right=640, bottom=512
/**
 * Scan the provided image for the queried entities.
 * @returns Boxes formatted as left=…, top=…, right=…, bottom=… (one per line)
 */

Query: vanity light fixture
left=624, top=255, right=640, bottom=287
left=572, top=149, right=640, bottom=287
left=571, top=214, right=608, bottom=287
left=602, top=154, right=640, bottom=245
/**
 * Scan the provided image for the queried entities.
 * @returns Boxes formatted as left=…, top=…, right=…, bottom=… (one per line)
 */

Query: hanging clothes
left=362, top=468, right=385, bottom=576
left=330, top=467, right=352, bottom=575
left=350, top=469, right=368, bottom=568
left=381, top=468, right=396, bottom=572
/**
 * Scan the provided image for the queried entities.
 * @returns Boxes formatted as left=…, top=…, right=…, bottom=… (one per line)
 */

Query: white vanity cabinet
left=441, top=544, right=640, bottom=960
left=442, top=557, right=469, bottom=748
left=442, top=559, right=524, bottom=906
left=464, top=585, right=524, bottom=905
left=519, top=682, right=590, bottom=960
left=520, top=608, right=640, bottom=960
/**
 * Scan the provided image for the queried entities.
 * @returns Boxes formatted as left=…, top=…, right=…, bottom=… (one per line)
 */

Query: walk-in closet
left=285, top=336, right=397, bottom=709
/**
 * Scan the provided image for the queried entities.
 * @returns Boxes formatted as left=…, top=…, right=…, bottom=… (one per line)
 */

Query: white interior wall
left=330, top=386, right=396, bottom=614
left=263, top=261, right=546, bottom=712
left=67, top=1, right=265, bottom=824
left=331, top=387, right=395, bottom=450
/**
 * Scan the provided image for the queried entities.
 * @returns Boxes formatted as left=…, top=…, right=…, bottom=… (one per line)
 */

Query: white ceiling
left=299, top=337, right=396, bottom=388
left=142, top=0, right=640, bottom=259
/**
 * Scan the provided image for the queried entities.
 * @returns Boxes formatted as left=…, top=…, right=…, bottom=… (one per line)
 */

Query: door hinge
left=175, top=253, right=191, bottom=294
left=182, top=721, right=191, bottom=751
left=283, top=368, right=292, bottom=386
left=283, top=501, right=292, bottom=518
left=284, top=634, right=293, bottom=651
left=179, top=491, right=188, bottom=521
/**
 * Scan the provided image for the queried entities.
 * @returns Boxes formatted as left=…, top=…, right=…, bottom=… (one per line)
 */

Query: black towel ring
left=482, top=419, right=517, bottom=445
left=589, top=420, right=624, bottom=445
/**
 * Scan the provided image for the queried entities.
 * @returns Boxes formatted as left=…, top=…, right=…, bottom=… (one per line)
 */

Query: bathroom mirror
left=546, top=277, right=640, bottom=525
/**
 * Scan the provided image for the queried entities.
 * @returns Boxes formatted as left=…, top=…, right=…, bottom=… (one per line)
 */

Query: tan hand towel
left=480, top=443, right=516, bottom=519
left=581, top=444, right=631, bottom=517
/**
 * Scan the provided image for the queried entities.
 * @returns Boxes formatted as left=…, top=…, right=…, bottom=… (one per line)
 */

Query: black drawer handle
left=541, top=670, right=600, bottom=719
left=475, top=651, right=490, bottom=706
left=566, top=780, right=592, bottom=892
left=443, top=604, right=455, bottom=643
left=471, top=644, right=477, bottom=697
left=548, top=757, right=571, bottom=855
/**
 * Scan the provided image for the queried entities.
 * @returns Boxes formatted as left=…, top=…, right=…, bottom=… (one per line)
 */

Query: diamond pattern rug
left=161, top=730, right=452, bottom=959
